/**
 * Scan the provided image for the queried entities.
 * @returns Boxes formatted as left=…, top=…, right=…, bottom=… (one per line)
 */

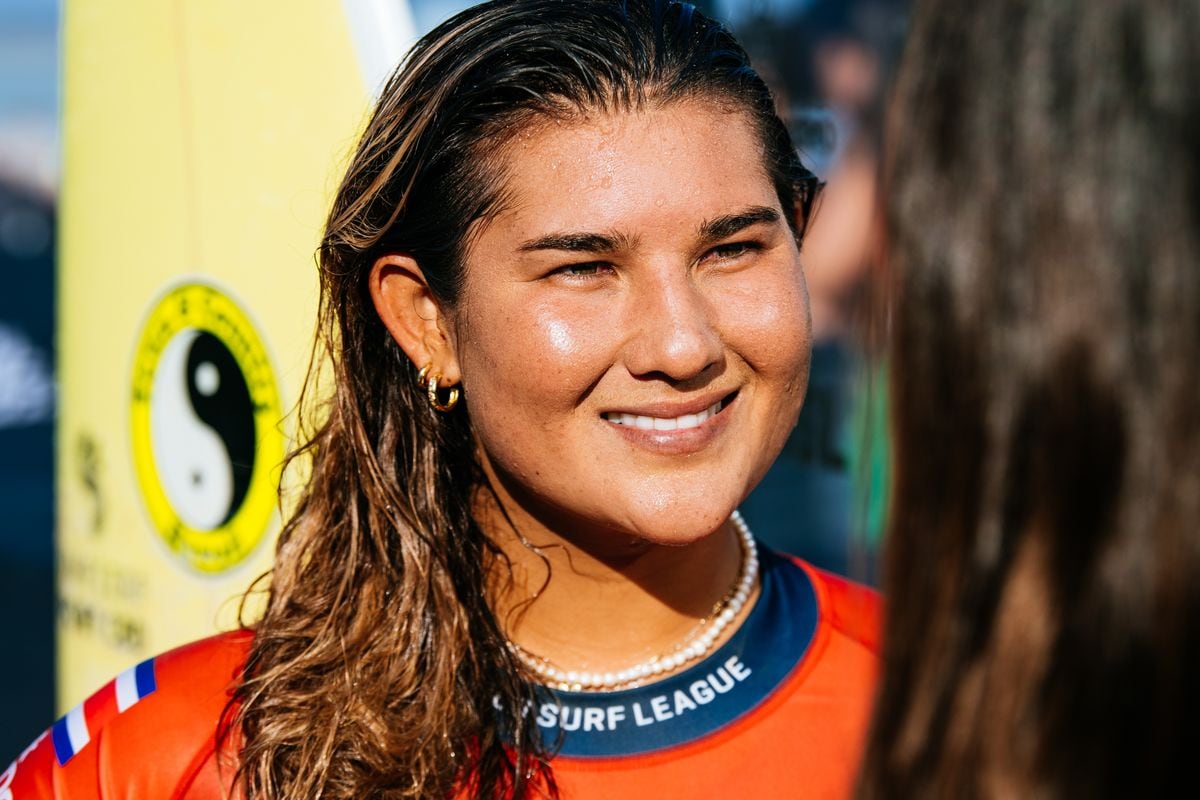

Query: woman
left=4, top=1, right=878, bottom=797
left=858, top=0, right=1200, bottom=796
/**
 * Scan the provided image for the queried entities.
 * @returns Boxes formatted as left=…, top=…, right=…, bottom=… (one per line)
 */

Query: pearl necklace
left=509, top=511, right=759, bottom=692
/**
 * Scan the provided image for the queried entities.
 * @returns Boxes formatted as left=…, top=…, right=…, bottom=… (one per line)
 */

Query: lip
left=599, top=390, right=739, bottom=455
left=599, top=389, right=737, bottom=420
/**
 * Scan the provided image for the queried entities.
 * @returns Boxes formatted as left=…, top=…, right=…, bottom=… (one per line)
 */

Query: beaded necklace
left=509, top=511, right=759, bottom=692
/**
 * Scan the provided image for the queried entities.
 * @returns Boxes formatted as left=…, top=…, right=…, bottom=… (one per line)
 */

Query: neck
left=477, top=487, right=752, bottom=678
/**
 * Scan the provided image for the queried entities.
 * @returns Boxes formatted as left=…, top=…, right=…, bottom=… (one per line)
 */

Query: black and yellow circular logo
left=130, top=282, right=283, bottom=573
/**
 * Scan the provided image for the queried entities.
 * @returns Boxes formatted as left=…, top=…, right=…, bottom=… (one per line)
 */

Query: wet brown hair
left=226, top=1, right=818, bottom=797
left=859, top=0, right=1200, bottom=796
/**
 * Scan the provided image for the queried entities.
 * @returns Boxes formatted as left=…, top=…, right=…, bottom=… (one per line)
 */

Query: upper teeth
left=603, top=400, right=724, bottom=431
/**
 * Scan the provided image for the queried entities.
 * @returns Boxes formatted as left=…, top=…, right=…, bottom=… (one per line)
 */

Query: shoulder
left=760, top=558, right=879, bottom=790
left=2, top=630, right=252, bottom=800
left=760, top=550, right=881, bottom=656
left=796, top=559, right=882, bottom=656
left=151, top=628, right=253, bottom=701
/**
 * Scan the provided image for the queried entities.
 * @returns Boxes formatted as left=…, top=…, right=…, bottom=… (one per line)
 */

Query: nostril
left=623, top=280, right=725, bottom=380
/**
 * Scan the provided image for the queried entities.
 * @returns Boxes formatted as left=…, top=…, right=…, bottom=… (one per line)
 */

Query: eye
left=551, top=261, right=615, bottom=281
left=706, top=241, right=761, bottom=263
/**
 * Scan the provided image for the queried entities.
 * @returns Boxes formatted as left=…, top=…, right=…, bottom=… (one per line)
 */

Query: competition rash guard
left=2, top=552, right=879, bottom=799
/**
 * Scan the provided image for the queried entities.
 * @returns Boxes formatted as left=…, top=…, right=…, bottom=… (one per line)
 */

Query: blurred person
left=735, top=0, right=905, bottom=337
left=793, top=0, right=900, bottom=340
left=3, top=1, right=880, bottom=798
left=736, top=0, right=906, bottom=577
left=858, top=0, right=1200, bottom=796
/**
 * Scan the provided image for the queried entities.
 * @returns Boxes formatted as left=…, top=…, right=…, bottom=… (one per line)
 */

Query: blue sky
left=0, top=0, right=59, bottom=119
left=0, top=0, right=59, bottom=195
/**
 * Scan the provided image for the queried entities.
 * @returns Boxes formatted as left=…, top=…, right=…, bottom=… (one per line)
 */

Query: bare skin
left=369, top=100, right=812, bottom=678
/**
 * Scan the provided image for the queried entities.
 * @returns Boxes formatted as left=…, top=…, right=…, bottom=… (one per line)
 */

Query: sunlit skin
left=371, top=100, right=812, bottom=675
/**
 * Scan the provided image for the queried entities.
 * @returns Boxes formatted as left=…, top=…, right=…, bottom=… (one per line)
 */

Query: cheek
left=456, top=295, right=615, bottom=426
left=722, top=261, right=812, bottom=389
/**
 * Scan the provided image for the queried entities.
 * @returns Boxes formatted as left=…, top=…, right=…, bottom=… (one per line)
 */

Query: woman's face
left=449, top=99, right=811, bottom=546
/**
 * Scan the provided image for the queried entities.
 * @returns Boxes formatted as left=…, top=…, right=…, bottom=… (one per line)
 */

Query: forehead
left=477, top=100, right=778, bottom=246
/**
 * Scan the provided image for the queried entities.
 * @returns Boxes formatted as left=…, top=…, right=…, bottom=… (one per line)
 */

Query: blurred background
left=0, top=0, right=58, bottom=763
left=0, top=0, right=905, bottom=760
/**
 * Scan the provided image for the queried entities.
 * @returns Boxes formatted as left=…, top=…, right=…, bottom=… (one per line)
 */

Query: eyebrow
left=516, top=205, right=781, bottom=254
left=697, top=206, right=781, bottom=243
left=518, top=231, right=630, bottom=254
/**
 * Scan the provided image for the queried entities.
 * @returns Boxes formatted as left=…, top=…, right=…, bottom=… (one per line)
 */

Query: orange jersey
left=3, top=553, right=878, bottom=799
left=531, top=554, right=879, bottom=798
left=2, top=630, right=248, bottom=799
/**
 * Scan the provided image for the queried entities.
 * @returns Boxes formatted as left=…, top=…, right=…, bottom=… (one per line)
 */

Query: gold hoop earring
left=417, top=362, right=460, bottom=412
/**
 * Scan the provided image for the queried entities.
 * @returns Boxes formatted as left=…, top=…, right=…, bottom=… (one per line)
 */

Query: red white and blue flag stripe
left=51, top=657, right=157, bottom=766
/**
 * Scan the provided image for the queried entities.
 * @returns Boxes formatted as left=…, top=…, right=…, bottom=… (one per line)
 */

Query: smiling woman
left=3, top=1, right=878, bottom=798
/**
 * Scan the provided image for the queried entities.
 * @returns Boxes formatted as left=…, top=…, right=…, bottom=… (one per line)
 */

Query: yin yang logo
left=131, top=283, right=283, bottom=573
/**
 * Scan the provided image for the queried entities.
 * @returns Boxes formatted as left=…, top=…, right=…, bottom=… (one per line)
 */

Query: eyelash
left=553, top=262, right=615, bottom=281
left=707, top=241, right=762, bottom=262
left=549, top=242, right=762, bottom=281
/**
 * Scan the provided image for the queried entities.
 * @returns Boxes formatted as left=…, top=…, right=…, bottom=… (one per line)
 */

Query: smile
left=600, top=394, right=734, bottom=431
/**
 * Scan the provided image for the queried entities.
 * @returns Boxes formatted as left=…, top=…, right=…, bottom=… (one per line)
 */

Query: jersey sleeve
left=1, top=630, right=252, bottom=800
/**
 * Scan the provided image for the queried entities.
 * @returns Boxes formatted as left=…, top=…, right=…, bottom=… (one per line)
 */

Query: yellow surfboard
left=57, top=0, right=414, bottom=710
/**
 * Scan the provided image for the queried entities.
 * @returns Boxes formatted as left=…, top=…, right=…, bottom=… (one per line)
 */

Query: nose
left=622, top=268, right=724, bottom=382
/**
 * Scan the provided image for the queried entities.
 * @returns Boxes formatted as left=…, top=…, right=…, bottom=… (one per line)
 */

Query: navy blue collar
left=534, top=548, right=818, bottom=758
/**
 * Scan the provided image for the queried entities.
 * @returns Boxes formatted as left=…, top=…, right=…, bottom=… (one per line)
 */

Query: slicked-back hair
left=227, top=1, right=818, bottom=797
left=859, top=0, right=1200, bottom=796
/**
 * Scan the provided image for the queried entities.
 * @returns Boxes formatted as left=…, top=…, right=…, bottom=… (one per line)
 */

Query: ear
left=368, top=254, right=462, bottom=386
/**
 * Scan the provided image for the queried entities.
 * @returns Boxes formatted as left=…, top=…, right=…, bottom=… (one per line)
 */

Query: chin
left=611, top=494, right=740, bottom=546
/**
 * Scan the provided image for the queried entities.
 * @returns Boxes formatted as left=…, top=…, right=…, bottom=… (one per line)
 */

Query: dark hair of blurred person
left=858, top=0, right=1200, bottom=796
